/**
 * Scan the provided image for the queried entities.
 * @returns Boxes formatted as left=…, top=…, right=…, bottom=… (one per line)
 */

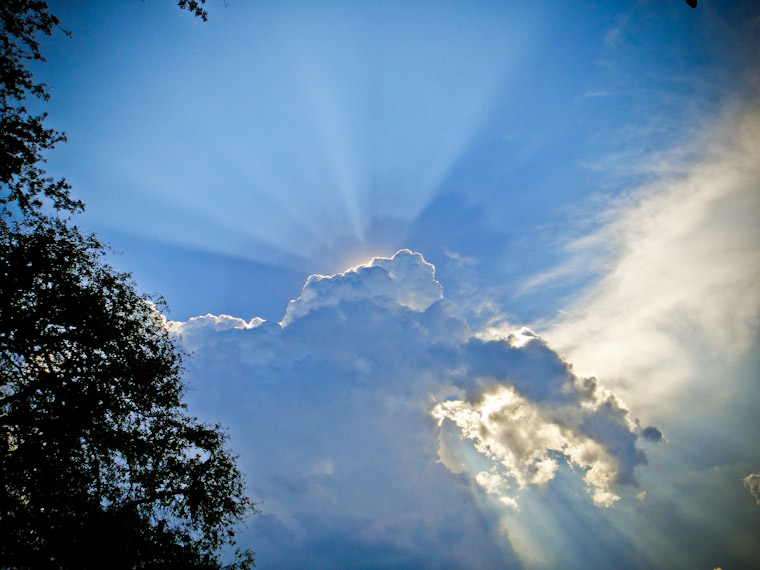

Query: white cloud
left=169, top=313, right=264, bottom=334
left=743, top=473, right=760, bottom=506
left=512, top=97, right=760, bottom=569
left=281, top=249, right=442, bottom=325
left=172, top=250, right=658, bottom=569
left=540, top=99, right=760, bottom=418
left=434, top=385, right=622, bottom=507
left=431, top=343, right=654, bottom=510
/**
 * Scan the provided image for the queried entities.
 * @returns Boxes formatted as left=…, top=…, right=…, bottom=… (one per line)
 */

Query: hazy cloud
left=541, top=99, right=760, bottom=418
left=516, top=96, right=760, bottom=568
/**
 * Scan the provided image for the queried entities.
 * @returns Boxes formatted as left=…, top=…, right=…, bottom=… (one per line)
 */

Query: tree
left=1, top=2, right=256, bottom=568
left=1, top=219, right=256, bottom=569
left=0, top=0, right=79, bottom=217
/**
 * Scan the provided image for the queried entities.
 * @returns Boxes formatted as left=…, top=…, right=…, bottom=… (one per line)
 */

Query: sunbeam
left=54, top=0, right=538, bottom=273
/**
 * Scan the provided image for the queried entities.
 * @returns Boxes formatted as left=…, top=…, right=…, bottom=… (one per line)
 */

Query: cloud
left=281, top=249, right=442, bottom=325
left=640, top=426, right=664, bottom=443
left=163, top=99, right=760, bottom=569
left=172, top=313, right=264, bottom=333
left=515, top=96, right=760, bottom=568
left=432, top=331, right=660, bottom=509
left=743, top=473, right=760, bottom=506
left=540, top=98, right=760, bottom=418
left=433, top=385, right=622, bottom=508
left=171, top=250, right=659, bottom=569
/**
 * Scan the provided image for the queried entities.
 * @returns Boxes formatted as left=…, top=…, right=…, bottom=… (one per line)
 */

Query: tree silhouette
left=1, top=218, right=256, bottom=569
left=1, top=2, right=255, bottom=568
left=177, top=0, right=209, bottom=21
left=0, top=0, right=79, bottom=217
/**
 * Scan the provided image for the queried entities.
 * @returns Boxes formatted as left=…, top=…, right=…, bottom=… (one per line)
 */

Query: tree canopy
left=1, top=2, right=256, bottom=568
left=0, top=0, right=78, bottom=217
left=1, top=219, right=256, bottom=569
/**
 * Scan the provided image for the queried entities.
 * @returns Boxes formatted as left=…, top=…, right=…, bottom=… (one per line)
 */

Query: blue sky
left=38, top=1, right=760, bottom=568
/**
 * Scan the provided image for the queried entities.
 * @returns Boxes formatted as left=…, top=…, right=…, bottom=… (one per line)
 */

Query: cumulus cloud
left=434, top=384, right=625, bottom=508
left=170, top=313, right=264, bottom=334
left=281, top=249, right=442, bottom=325
left=743, top=473, right=760, bottom=506
left=172, top=250, right=658, bottom=569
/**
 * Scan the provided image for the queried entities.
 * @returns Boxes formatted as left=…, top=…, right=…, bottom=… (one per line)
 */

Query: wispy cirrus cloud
left=508, top=96, right=760, bottom=569
left=540, top=98, right=760, bottom=416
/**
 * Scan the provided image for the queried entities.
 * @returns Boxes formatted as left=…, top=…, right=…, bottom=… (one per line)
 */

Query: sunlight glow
left=433, top=385, right=622, bottom=509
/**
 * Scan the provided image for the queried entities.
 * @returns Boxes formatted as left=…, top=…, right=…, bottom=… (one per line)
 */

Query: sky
left=37, top=0, right=760, bottom=568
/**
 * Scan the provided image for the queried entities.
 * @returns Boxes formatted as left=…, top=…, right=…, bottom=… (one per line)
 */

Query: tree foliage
left=1, top=2, right=256, bottom=568
left=1, top=219, right=256, bottom=569
left=0, top=0, right=79, bottom=217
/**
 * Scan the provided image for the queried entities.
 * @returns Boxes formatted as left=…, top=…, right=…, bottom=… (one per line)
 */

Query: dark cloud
left=641, top=426, right=664, bottom=443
